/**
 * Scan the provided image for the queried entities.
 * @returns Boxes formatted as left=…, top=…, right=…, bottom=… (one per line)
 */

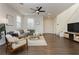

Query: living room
left=1, top=3, right=79, bottom=55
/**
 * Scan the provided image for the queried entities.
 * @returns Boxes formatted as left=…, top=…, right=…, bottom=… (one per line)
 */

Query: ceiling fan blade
left=38, top=7, right=42, bottom=11
left=39, top=10, right=45, bottom=12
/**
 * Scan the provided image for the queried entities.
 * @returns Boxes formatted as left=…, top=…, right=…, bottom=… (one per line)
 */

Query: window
left=16, top=16, right=21, bottom=29
left=27, top=18, right=34, bottom=29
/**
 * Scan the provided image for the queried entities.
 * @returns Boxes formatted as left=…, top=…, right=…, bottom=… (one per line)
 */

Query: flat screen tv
left=68, top=22, right=79, bottom=32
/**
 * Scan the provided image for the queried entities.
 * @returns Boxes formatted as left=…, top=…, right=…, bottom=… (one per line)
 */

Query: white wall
left=22, top=15, right=56, bottom=34
left=21, top=15, right=43, bottom=33
left=0, top=4, right=20, bottom=23
left=43, top=16, right=56, bottom=33
left=54, top=4, right=79, bottom=37
left=0, top=4, right=20, bottom=45
left=0, top=4, right=21, bottom=32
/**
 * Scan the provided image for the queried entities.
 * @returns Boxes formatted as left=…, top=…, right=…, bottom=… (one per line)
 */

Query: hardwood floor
left=1, top=33, right=79, bottom=55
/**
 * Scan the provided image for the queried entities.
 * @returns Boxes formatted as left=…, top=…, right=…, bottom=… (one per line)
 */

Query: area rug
left=28, top=36, right=47, bottom=46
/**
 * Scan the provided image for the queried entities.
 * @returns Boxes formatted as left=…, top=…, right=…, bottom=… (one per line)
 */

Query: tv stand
left=64, top=32, right=79, bottom=42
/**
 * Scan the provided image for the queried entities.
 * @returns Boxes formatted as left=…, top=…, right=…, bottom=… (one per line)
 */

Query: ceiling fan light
left=36, top=11, right=39, bottom=13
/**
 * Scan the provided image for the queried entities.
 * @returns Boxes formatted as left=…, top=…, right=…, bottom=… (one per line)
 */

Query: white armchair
left=6, top=34, right=27, bottom=52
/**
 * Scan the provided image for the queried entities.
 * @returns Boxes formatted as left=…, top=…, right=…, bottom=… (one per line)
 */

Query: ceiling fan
left=30, top=6, right=45, bottom=15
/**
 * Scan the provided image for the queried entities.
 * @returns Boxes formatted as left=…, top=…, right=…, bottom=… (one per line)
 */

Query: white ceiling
left=8, top=3, right=74, bottom=18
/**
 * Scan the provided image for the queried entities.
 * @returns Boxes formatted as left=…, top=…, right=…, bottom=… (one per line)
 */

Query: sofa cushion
left=14, top=30, right=20, bottom=36
left=7, top=31, right=14, bottom=35
left=19, top=30, right=24, bottom=34
left=7, top=31, right=18, bottom=37
left=24, top=29, right=30, bottom=33
left=6, top=34, right=19, bottom=43
left=12, top=38, right=26, bottom=49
